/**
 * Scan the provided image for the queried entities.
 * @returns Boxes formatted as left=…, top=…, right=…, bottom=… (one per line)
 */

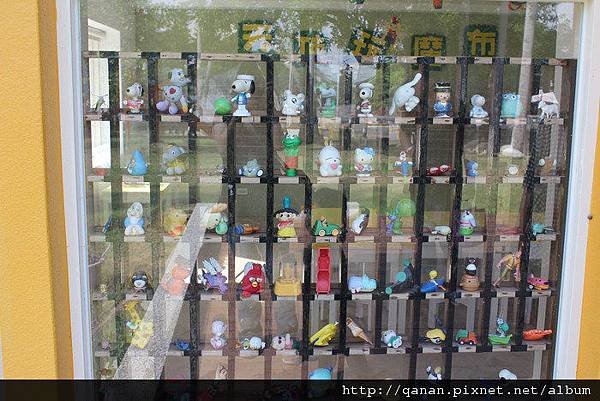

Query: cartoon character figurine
left=489, top=317, right=513, bottom=345
left=433, top=82, right=452, bottom=117
left=389, top=73, right=422, bottom=114
left=162, top=144, right=187, bottom=175
left=426, top=366, right=443, bottom=380
left=318, top=145, right=343, bottom=177
left=231, top=74, right=255, bottom=116
left=386, top=199, right=417, bottom=235
left=239, top=159, right=264, bottom=177
left=126, top=149, right=148, bottom=176
left=465, top=160, right=479, bottom=177
left=207, top=204, right=229, bottom=235
left=282, top=128, right=302, bottom=177
left=469, top=94, right=488, bottom=118
left=156, top=68, right=191, bottom=115
left=351, top=208, right=369, bottom=234
left=241, top=262, right=264, bottom=298
left=348, top=274, right=377, bottom=293
left=531, top=90, right=559, bottom=119
left=493, top=250, right=522, bottom=287
left=459, top=209, right=477, bottom=236
left=356, top=82, right=374, bottom=117
left=274, top=196, right=299, bottom=238
left=394, top=151, right=413, bottom=176
left=385, top=258, right=415, bottom=294
left=272, top=333, right=300, bottom=351
left=210, top=320, right=227, bottom=350
left=199, top=258, right=228, bottom=294
left=459, top=257, right=480, bottom=292
left=309, top=367, right=333, bottom=380
left=381, top=330, right=403, bottom=348
left=500, top=93, right=524, bottom=118
left=240, top=336, right=265, bottom=351
left=131, top=271, right=150, bottom=292
left=122, top=82, right=144, bottom=113
left=281, top=90, right=305, bottom=116
left=317, top=84, right=337, bottom=118
left=124, top=202, right=145, bottom=236
left=163, top=208, right=188, bottom=237
left=354, top=147, right=375, bottom=176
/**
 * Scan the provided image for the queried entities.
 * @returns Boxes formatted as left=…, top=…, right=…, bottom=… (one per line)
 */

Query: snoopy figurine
left=357, top=82, right=374, bottom=117
left=122, top=83, right=144, bottom=113
left=231, top=74, right=255, bottom=116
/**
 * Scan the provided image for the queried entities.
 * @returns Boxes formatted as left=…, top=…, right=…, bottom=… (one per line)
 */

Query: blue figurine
left=127, top=149, right=148, bottom=176
left=231, top=74, right=255, bottom=117
left=309, top=367, right=333, bottom=380
left=466, top=160, right=479, bottom=177
left=500, top=93, right=524, bottom=118
left=433, top=82, right=452, bottom=117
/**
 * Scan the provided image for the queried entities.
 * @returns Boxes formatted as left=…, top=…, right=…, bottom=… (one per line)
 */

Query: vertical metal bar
left=226, top=118, right=237, bottom=378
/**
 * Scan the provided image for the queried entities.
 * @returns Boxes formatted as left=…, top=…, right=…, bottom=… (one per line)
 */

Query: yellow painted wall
left=0, top=1, right=72, bottom=378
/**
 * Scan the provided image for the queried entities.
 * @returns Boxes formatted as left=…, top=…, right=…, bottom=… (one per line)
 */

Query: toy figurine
left=381, top=330, right=403, bottom=348
left=122, top=82, right=144, bottom=113
left=274, top=196, right=299, bottom=238
left=394, top=151, right=413, bottom=176
left=431, top=225, right=451, bottom=236
left=455, top=329, right=478, bottom=345
left=282, top=128, right=302, bottom=176
left=499, top=369, right=517, bottom=380
left=199, top=258, right=228, bottom=294
left=215, top=365, right=228, bottom=380
left=239, top=159, right=264, bottom=177
left=506, top=164, right=519, bottom=176
left=156, top=68, right=191, bottom=115
left=310, top=322, right=338, bottom=346
left=459, top=209, right=477, bottom=236
left=163, top=208, right=188, bottom=237
left=131, top=271, right=150, bottom=292
left=386, top=199, right=417, bottom=235
left=162, top=144, right=187, bottom=175
left=465, top=160, right=479, bottom=177
left=531, top=90, right=559, bottom=119
left=459, top=257, right=480, bottom=292
left=213, top=97, right=232, bottom=115
left=272, top=333, right=301, bottom=351
left=426, top=366, right=443, bottom=380
left=163, top=262, right=191, bottom=296
left=210, top=320, right=227, bottom=350
left=241, top=262, right=264, bottom=298
left=240, top=336, right=265, bottom=351
left=389, top=73, right=422, bottom=114
left=231, top=74, right=255, bottom=117
left=469, top=94, right=488, bottom=118
left=527, top=274, right=550, bottom=291
left=427, top=164, right=452, bottom=176
left=346, top=318, right=373, bottom=345
left=317, top=84, right=337, bottom=118
left=124, top=202, right=145, bottom=236
left=433, top=82, right=452, bottom=117
left=350, top=208, right=369, bottom=234
left=316, top=248, right=331, bottom=294
left=354, top=147, right=375, bottom=176
left=522, top=329, right=552, bottom=341
left=233, top=224, right=260, bottom=235
left=421, top=270, right=447, bottom=293
left=312, top=216, right=341, bottom=237
left=493, top=250, right=522, bottom=287
left=318, top=145, right=343, bottom=177
left=207, top=205, right=228, bottom=236
left=126, top=149, right=148, bottom=176
left=281, top=90, right=305, bottom=116
left=489, top=317, right=512, bottom=345
left=123, top=301, right=154, bottom=349
left=356, top=82, right=374, bottom=117
left=348, top=274, right=377, bottom=293
left=385, top=259, right=415, bottom=294
left=423, top=327, right=446, bottom=344
left=500, top=93, right=523, bottom=118
left=309, top=367, right=333, bottom=380
left=274, top=255, right=301, bottom=297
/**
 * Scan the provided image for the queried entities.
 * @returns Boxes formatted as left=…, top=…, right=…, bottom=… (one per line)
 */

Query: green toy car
left=312, top=217, right=341, bottom=237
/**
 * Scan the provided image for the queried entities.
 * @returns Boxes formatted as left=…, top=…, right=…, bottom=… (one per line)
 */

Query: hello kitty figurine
left=318, top=145, right=342, bottom=177
left=231, top=75, right=255, bottom=116
left=281, top=90, right=305, bottom=116
left=210, top=320, right=227, bottom=350
left=356, top=82, right=374, bottom=117
left=156, top=68, right=191, bottom=115
left=122, top=83, right=144, bottom=113
left=354, top=147, right=375, bottom=176
left=124, top=202, right=145, bottom=236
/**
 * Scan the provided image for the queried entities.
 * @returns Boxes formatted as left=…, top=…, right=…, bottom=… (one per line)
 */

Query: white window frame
left=56, top=0, right=599, bottom=379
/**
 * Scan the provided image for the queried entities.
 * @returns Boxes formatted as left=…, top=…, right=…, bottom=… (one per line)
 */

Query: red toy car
left=455, top=329, right=478, bottom=346
left=316, top=248, right=331, bottom=294
left=527, top=275, right=550, bottom=291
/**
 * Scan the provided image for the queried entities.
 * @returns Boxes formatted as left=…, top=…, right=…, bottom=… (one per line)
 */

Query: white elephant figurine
left=389, top=73, right=422, bottom=115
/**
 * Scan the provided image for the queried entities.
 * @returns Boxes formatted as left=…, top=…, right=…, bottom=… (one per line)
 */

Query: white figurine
left=531, top=90, right=559, bottom=119
left=281, top=90, right=305, bottom=116
left=381, top=330, right=403, bottom=348
left=241, top=336, right=265, bottom=350
left=122, top=82, right=144, bottom=113
left=357, top=82, right=374, bottom=117
left=354, top=147, right=375, bottom=176
left=231, top=74, right=255, bottom=116
left=210, top=320, right=227, bottom=350
left=351, top=208, right=369, bottom=235
left=162, top=144, right=187, bottom=175
left=124, top=202, right=145, bottom=236
left=498, top=369, right=517, bottom=380
left=318, top=145, right=343, bottom=177
left=389, top=73, right=422, bottom=115
left=156, top=68, right=191, bottom=115
left=469, top=94, right=488, bottom=118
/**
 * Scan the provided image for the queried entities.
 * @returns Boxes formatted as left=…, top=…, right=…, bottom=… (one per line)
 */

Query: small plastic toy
left=175, top=339, right=190, bottom=351
left=459, top=257, right=480, bottom=292
left=385, top=258, right=415, bottom=294
left=124, top=202, right=145, bottom=236
left=532, top=223, right=554, bottom=235
left=433, top=82, right=452, bottom=117
left=469, top=94, right=488, bottom=118
left=156, top=68, right=191, bottom=115
left=199, top=258, right=228, bottom=294
left=310, top=322, right=338, bottom=346
left=389, top=73, right=422, bottom=114
left=163, top=262, right=190, bottom=296
left=231, top=74, right=255, bottom=117
left=354, top=147, right=375, bottom=176
left=431, top=225, right=451, bottom=236
left=421, top=270, right=447, bottom=293
left=346, top=318, right=373, bottom=345
left=459, top=209, right=477, bottom=236
left=163, top=208, right=188, bottom=237
left=241, top=262, right=264, bottom=298
left=318, top=145, right=343, bottom=177
left=499, top=369, right=517, bottom=380
left=455, top=329, right=478, bottom=345
left=239, top=159, right=264, bottom=177
left=210, top=320, right=227, bottom=350
left=348, top=274, right=377, bottom=293
left=309, top=367, right=333, bottom=380
left=465, top=160, right=479, bottom=177
left=427, top=164, right=452, bottom=176
left=213, top=97, right=232, bottom=115
left=126, top=149, right=148, bottom=176
left=281, top=89, right=305, bottom=116
left=162, top=144, right=187, bottom=175
left=423, top=328, right=446, bottom=344
left=522, top=329, right=552, bottom=341
left=124, top=301, right=153, bottom=349
left=356, top=82, right=374, bottom=117
left=426, top=366, right=443, bottom=380
left=233, top=224, right=260, bottom=235
left=531, top=89, right=559, bottom=119
left=527, top=274, right=550, bottom=291
left=381, top=329, right=403, bottom=348
left=317, top=84, right=337, bottom=118
left=274, top=196, right=298, bottom=238
left=316, top=248, right=331, bottom=294
left=506, top=164, right=519, bottom=176
left=394, top=151, right=414, bottom=176
left=122, top=82, right=144, bottom=113
left=500, top=93, right=523, bottom=118
left=207, top=211, right=228, bottom=235
left=240, top=336, right=265, bottom=351
left=281, top=128, right=302, bottom=176
left=313, top=217, right=341, bottom=237
left=271, top=333, right=300, bottom=351
left=386, top=199, right=417, bottom=235
left=350, top=208, right=369, bottom=234
left=131, top=271, right=150, bottom=292
left=489, top=317, right=512, bottom=345
left=493, top=250, right=522, bottom=287
left=274, top=255, right=301, bottom=297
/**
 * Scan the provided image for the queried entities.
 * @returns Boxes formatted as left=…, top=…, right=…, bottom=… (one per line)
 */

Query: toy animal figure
left=531, top=90, right=559, bottom=119
left=386, top=199, right=417, bottom=235
left=385, top=259, right=415, bottom=294
left=500, top=93, right=523, bottom=118
left=433, top=82, right=452, bottom=117
left=389, top=73, right=422, bottom=115
left=281, top=128, right=302, bottom=177
left=239, top=159, right=264, bottom=177
left=207, top=211, right=228, bottom=235
left=199, top=258, right=228, bottom=294
left=459, top=257, right=480, bottom=292
left=281, top=89, right=305, bottom=116
left=469, top=94, right=488, bottom=118
left=126, top=149, right=148, bottom=176
left=426, top=366, right=443, bottom=380
left=354, top=147, right=375, bottom=176
left=309, top=367, right=333, bottom=380
left=241, top=262, right=264, bottom=298
left=274, top=196, right=299, bottom=238
left=351, top=208, right=369, bottom=234
left=317, top=84, right=337, bottom=118
left=318, top=145, right=343, bottom=177
left=156, top=68, right=191, bottom=115
left=431, top=225, right=451, bottom=236
left=210, top=320, right=227, bottom=350
left=356, top=82, right=374, bottom=117
left=346, top=318, right=373, bottom=345
left=163, top=208, right=188, bottom=237
left=124, top=202, right=145, bottom=236
left=122, top=82, right=144, bottom=113
left=493, top=250, right=522, bottom=287
left=162, top=144, right=187, bottom=175
left=271, top=333, right=300, bottom=351
left=499, top=369, right=517, bottom=380
left=348, top=274, right=377, bottom=293
left=231, top=74, right=255, bottom=116
left=381, top=329, right=403, bottom=348
left=465, top=160, right=479, bottom=177
left=163, top=263, right=191, bottom=296
left=459, top=209, right=477, bottom=236
left=131, top=271, right=150, bottom=292
left=240, top=336, right=265, bottom=351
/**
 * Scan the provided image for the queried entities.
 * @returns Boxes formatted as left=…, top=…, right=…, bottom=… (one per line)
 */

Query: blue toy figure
left=433, top=82, right=452, bottom=117
left=348, top=274, right=377, bottom=293
left=465, top=160, right=479, bottom=177
left=127, top=149, right=148, bottom=176
left=500, top=93, right=523, bottom=118
left=309, top=367, right=333, bottom=380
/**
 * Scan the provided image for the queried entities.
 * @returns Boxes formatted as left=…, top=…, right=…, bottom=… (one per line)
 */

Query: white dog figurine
left=281, top=90, right=305, bottom=116
left=156, top=68, right=191, bottom=115
left=318, top=145, right=343, bottom=177
left=124, top=202, right=145, bottom=236
left=122, top=82, right=144, bottom=113
left=389, top=73, right=422, bottom=115
left=231, top=74, right=255, bottom=116
left=531, top=90, right=559, bottom=119
left=357, top=82, right=374, bottom=117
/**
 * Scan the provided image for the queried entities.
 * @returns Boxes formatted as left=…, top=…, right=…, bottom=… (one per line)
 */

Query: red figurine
left=241, top=262, right=264, bottom=298
left=427, top=164, right=452, bottom=176
left=316, top=248, right=331, bottom=294
left=433, top=0, right=442, bottom=9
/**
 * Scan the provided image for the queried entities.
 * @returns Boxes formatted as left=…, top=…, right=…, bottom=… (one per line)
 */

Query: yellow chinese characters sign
left=348, top=27, right=389, bottom=57
left=238, top=20, right=275, bottom=53
left=464, top=25, right=497, bottom=57
left=411, top=34, right=446, bottom=58
left=294, top=31, right=326, bottom=55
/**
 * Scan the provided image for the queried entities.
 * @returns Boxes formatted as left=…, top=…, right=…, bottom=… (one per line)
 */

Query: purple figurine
left=199, top=257, right=228, bottom=294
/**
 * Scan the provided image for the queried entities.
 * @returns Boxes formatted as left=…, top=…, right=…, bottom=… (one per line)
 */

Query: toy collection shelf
left=83, top=50, right=575, bottom=379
